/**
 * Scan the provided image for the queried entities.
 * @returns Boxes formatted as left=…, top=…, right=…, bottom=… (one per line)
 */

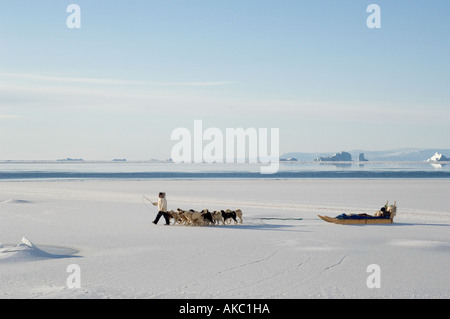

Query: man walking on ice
left=152, top=192, right=170, bottom=225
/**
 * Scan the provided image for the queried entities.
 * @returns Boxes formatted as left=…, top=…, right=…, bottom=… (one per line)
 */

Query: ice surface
left=0, top=179, right=449, bottom=298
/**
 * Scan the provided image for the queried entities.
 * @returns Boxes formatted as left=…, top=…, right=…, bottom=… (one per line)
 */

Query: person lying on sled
left=336, top=207, right=390, bottom=220
left=374, top=206, right=390, bottom=218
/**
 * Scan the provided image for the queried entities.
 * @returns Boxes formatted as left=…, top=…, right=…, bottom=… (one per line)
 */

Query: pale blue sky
left=1, top=1, right=449, bottom=160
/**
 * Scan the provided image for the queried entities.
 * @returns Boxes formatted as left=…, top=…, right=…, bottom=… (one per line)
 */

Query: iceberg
left=315, top=151, right=352, bottom=162
left=426, top=152, right=449, bottom=162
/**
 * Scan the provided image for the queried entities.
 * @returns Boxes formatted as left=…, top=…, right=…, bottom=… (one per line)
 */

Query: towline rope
left=249, top=217, right=303, bottom=221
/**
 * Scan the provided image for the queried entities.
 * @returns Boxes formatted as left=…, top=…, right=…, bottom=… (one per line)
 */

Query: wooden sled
left=318, top=201, right=397, bottom=225
left=318, top=214, right=394, bottom=225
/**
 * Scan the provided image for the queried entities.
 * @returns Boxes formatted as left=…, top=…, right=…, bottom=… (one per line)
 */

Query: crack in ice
left=322, top=255, right=346, bottom=271
left=217, top=250, right=279, bottom=275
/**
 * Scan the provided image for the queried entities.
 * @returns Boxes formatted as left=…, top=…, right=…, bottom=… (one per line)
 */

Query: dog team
left=169, top=208, right=243, bottom=226
left=151, top=192, right=243, bottom=226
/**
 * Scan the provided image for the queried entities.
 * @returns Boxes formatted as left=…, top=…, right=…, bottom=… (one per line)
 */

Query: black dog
left=221, top=210, right=237, bottom=224
left=201, top=209, right=214, bottom=225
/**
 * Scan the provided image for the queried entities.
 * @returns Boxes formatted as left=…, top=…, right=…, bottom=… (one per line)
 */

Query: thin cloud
left=0, top=73, right=236, bottom=87
left=0, top=114, right=26, bottom=120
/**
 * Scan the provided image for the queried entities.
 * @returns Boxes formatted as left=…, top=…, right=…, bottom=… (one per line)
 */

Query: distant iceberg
left=359, top=153, right=369, bottom=162
left=426, top=152, right=449, bottom=162
left=315, top=151, right=352, bottom=162
left=57, top=158, right=84, bottom=162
